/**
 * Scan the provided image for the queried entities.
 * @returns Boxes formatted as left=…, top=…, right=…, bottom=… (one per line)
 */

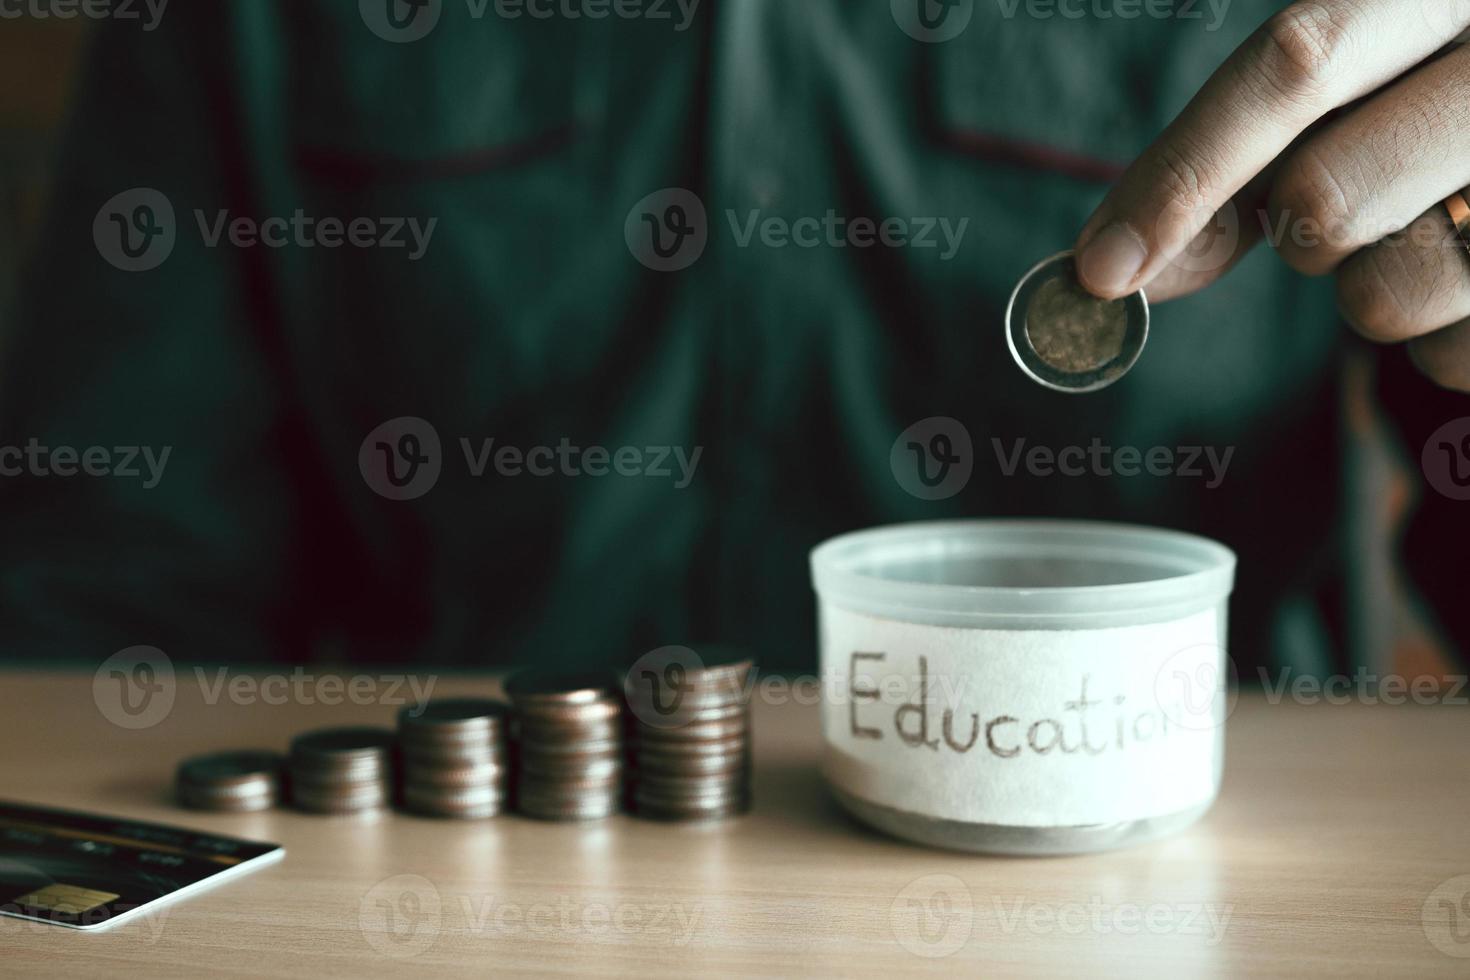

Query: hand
left=1074, top=0, right=1470, bottom=391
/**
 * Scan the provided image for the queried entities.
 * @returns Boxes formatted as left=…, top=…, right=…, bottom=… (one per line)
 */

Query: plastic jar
left=810, top=520, right=1235, bottom=855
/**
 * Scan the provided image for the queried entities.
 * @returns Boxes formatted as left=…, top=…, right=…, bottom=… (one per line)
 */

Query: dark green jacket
left=2, top=1, right=1463, bottom=670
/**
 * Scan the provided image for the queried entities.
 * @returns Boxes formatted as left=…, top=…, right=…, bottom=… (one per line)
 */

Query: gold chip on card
left=14, top=884, right=121, bottom=915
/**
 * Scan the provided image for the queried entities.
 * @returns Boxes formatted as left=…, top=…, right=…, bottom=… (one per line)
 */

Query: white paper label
left=819, top=605, right=1224, bottom=827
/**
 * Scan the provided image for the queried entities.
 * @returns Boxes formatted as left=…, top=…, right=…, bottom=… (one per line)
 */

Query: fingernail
left=1078, top=222, right=1148, bottom=298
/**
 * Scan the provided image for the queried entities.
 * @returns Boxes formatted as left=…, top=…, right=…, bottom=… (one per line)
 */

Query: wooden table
left=2, top=669, right=1467, bottom=978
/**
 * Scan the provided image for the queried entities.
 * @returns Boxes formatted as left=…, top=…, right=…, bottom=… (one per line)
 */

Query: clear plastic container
left=810, top=519, right=1235, bottom=855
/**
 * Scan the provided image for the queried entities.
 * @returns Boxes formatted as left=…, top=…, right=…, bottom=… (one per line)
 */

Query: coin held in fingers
left=1007, top=250, right=1149, bottom=393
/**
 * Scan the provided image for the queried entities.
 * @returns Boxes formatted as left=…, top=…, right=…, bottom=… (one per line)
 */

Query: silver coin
left=402, top=780, right=507, bottom=801
left=397, top=698, right=509, bottom=739
left=399, top=761, right=509, bottom=788
left=515, top=776, right=623, bottom=795
left=517, top=737, right=623, bottom=760
left=404, top=801, right=504, bottom=820
left=633, top=716, right=748, bottom=742
left=177, top=750, right=283, bottom=788
left=633, top=786, right=750, bottom=806
left=518, top=754, right=622, bottom=782
left=516, top=770, right=624, bottom=794
left=1006, top=250, right=1148, bottom=393
left=626, top=699, right=749, bottom=729
left=289, top=763, right=392, bottom=787
left=504, top=669, right=619, bottom=707
left=627, top=733, right=748, bottom=757
left=516, top=715, right=623, bottom=744
left=515, top=783, right=621, bottom=804
left=630, top=750, right=749, bottom=776
left=290, top=727, right=395, bottom=762
left=290, top=777, right=389, bottom=797
left=397, top=733, right=505, bottom=756
left=177, top=784, right=277, bottom=812
left=633, top=784, right=748, bottom=802
left=402, top=783, right=506, bottom=810
left=632, top=795, right=750, bottom=821
left=399, top=744, right=509, bottom=769
left=633, top=770, right=749, bottom=795
left=291, top=786, right=390, bottom=813
left=405, top=802, right=504, bottom=820
left=178, top=781, right=279, bottom=802
left=623, top=650, right=754, bottom=702
left=516, top=797, right=621, bottom=821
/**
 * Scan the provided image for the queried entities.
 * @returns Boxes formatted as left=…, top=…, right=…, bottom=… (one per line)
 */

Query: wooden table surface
left=2, top=669, right=1468, bottom=978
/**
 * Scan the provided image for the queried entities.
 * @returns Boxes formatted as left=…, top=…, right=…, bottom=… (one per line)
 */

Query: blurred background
left=0, top=15, right=84, bottom=329
left=0, top=7, right=1459, bottom=681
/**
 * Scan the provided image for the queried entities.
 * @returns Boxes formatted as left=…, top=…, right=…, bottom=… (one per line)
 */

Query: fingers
left=1143, top=189, right=1269, bottom=304
left=1075, top=0, right=1470, bottom=300
left=1409, top=318, right=1470, bottom=392
left=1269, top=44, right=1470, bottom=275
left=1337, top=207, right=1470, bottom=342
left=1337, top=203, right=1470, bottom=393
left=1142, top=212, right=1259, bottom=303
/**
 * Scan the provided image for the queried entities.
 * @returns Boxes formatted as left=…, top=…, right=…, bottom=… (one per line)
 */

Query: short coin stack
left=624, top=648, right=754, bottom=821
left=505, top=670, right=623, bottom=821
left=397, top=699, right=510, bottom=819
left=288, top=728, right=395, bottom=814
left=176, top=751, right=283, bottom=812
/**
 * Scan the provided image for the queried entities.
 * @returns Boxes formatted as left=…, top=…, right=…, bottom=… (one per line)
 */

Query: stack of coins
left=397, top=699, right=510, bottom=819
left=505, top=670, right=623, bottom=821
left=624, top=648, right=754, bottom=821
left=288, top=728, right=395, bottom=815
left=176, top=751, right=283, bottom=812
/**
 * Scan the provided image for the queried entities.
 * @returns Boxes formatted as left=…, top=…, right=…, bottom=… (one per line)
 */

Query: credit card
left=0, top=800, right=283, bottom=931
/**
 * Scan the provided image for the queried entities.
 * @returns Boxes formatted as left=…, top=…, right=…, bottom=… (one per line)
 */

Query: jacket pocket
left=288, top=0, right=604, bottom=180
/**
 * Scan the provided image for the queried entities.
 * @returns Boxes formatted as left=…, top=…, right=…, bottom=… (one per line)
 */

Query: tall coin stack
left=397, top=699, right=510, bottom=819
left=624, top=648, right=754, bottom=821
left=288, top=728, right=395, bottom=815
left=505, top=670, right=623, bottom=821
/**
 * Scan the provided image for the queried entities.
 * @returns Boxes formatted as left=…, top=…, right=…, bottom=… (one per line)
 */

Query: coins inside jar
left=1006, top=250, right=1149, bottom=393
